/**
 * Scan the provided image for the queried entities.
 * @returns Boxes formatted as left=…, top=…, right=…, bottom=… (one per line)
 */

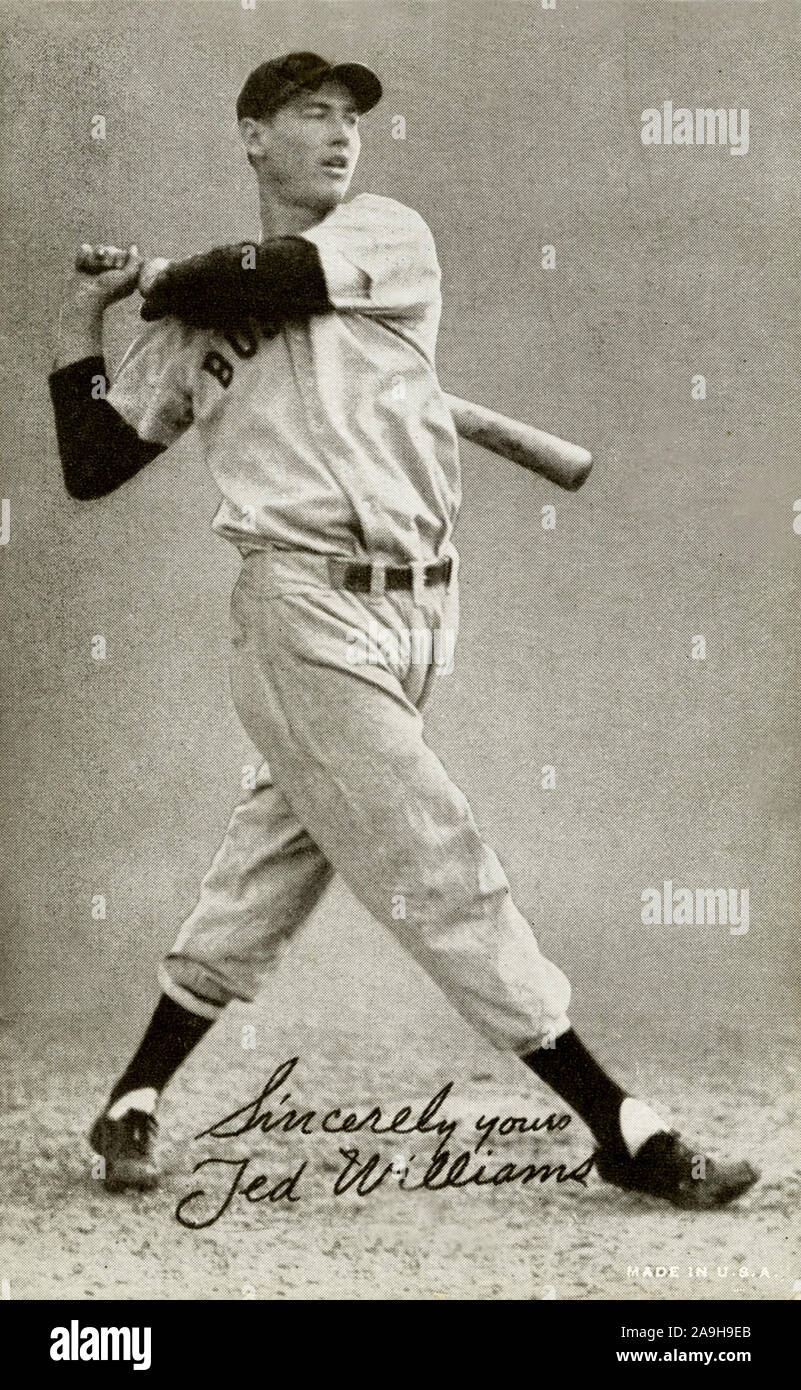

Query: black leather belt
left=329, top=555, right=453, bottom=594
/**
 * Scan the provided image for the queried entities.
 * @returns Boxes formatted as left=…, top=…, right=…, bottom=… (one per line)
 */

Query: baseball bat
left=443, top=395, right=592, bottom=492
left=75, top=246, right=593, bottom=491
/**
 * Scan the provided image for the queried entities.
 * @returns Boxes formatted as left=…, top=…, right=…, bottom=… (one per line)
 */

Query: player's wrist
left=53, top=298, right=105, bottom=371
left=65, top=284, right=114, bottom=314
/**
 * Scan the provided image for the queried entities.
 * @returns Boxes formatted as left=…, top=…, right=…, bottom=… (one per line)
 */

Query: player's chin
left=309, top=173, right=352, bottom=211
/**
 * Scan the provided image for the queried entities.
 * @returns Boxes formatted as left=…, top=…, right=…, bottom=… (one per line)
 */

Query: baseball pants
left=159, top=545, right=571, bottom=1054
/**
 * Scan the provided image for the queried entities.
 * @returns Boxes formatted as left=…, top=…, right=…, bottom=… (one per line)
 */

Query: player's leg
left=90, top=763, right=333, bottom=1189
left=231, top=578, right=573, bottom=1054
left=520, top=1030, right=665, bottom=1160
left=160, top=759, right=334, bottom=1015
left=228, top=569, right=757, bottom=1210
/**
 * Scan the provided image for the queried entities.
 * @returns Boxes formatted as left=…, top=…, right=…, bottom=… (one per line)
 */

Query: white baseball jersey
left=107, top=194, right=461, bottom=564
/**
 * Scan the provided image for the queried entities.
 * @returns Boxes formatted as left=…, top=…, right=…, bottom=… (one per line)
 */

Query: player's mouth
left=319, top=157, right=350, bottom=178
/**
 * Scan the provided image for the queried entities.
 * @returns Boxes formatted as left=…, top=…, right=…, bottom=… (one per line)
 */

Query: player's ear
left=239, top=115, right=270, bottom=164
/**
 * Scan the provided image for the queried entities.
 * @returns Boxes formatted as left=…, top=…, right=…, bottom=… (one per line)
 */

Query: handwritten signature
left=175, top=1057, right=593, bottom=1229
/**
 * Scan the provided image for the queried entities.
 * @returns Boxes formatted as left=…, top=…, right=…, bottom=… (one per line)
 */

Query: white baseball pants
left=159, top=546, right=571, bottom=1054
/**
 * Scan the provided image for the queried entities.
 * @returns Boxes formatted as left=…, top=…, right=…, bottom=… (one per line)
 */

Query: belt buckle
left=410, top=561, right=426, bottom=604
left=368, top=561, right=387, bottom=596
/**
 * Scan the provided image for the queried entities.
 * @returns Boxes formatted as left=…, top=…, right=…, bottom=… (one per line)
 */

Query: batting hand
left=70, top=243, right=144, bottom=310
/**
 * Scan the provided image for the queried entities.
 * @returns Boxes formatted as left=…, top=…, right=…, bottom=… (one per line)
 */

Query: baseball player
left=49, top=51, right=757, bottom=1209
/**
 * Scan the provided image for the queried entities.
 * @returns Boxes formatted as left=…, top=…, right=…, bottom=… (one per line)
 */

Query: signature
left=174, top=1057, right=593, bottom=1229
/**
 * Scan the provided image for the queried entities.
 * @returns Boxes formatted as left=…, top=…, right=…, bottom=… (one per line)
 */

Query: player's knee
left=390, top=837, right=511, bottom=936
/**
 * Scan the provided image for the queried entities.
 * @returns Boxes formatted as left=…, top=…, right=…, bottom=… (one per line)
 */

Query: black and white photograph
left=0, top=0, right=798, bottom=1319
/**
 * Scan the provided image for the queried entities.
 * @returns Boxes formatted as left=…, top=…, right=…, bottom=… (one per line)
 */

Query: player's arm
left=139, top=198, right=436, bottom=331
left=300, top=196, right=442, bottom=321
left=49, top=244, right=166, bottom=500
left=139, top=238, right=333, bottom=330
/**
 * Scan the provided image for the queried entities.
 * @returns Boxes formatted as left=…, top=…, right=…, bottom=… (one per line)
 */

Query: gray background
left=0, top=0, right=798, bottom=1301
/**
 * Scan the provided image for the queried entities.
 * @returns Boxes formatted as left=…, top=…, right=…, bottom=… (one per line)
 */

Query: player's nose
left=327, top=116, right=355, bottom=146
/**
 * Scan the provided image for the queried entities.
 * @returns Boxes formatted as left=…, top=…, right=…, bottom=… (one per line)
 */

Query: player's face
left=254, top=81, right=361, bottom=212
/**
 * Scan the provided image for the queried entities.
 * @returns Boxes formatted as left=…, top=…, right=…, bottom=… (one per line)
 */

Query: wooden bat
left=443, top=395, right=591, bottom=492
left=76, top=246, right=593, bottom=491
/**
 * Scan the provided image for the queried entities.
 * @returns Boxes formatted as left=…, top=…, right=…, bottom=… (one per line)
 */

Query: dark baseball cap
left=236, top=51, right=382, bottom=122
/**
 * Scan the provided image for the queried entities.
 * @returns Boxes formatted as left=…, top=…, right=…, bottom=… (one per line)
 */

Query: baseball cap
left=236, top=51, right=382, bottom=122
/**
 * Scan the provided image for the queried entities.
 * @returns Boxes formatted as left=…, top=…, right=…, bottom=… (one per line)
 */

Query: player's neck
left=257, top=185, right=331, bottom=239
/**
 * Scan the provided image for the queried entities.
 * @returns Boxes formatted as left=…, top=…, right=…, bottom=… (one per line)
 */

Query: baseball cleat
left=593, top=1129, right=759, bottom=1210
left=89, top=1109, right=160, bottom=1192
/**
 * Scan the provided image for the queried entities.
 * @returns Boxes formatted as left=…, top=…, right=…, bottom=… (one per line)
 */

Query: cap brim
left=329, top=62, right=382, bottom=113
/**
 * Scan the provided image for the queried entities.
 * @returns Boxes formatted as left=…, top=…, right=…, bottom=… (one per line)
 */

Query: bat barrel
left=444, top=394, right=592, bottom=491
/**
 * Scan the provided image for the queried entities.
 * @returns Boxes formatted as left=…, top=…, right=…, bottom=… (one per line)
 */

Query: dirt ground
left=1, top=971, right=797, bottom=1302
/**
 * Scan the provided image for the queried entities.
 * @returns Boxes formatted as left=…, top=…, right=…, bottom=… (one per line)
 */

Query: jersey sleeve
left=300, top=194, right=441, bottom=320
left=106, top=318, right=198, bottom=447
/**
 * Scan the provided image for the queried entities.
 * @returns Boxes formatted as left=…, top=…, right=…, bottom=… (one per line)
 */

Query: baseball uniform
left=106, top=192, right=572, bottom=1054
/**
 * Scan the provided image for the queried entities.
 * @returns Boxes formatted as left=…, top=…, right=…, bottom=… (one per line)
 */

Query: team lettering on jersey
left=202, top=322, right=262, bottom=389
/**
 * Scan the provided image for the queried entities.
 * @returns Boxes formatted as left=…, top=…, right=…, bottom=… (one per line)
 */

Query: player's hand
left=68, top=243, right=143, bottom=311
